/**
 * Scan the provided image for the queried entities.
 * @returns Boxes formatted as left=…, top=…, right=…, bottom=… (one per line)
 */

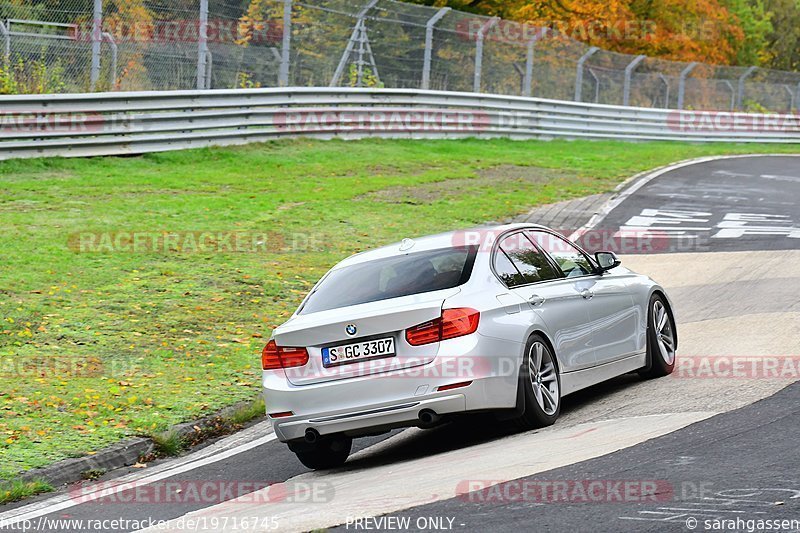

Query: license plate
left=322, top=338, right=396, bottom=368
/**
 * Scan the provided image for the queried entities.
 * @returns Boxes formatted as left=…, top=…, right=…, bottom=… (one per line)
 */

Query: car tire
left=639, top=294, right=677, bottom=379
left=513, top=334, right=561, bottom=429
left=292, top=435, right=352, bottom=470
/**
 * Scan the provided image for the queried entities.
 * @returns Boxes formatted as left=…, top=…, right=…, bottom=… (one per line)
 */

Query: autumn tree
left=760, top=0, right=800, bottom=70
left=406, top=0, right=784, bottom=68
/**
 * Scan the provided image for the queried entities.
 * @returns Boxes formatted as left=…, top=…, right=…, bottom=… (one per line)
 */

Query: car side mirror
left=595, top=251, right=621, bottom=273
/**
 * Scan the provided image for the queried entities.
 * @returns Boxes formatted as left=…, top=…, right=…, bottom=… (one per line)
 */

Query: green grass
left=228, top=398, right=266, bottom=426
left=150, top=429, right=185, bottom=458
left=0, top=479, right=53, bottom=505
left=1, top=138, right=799, bottom=478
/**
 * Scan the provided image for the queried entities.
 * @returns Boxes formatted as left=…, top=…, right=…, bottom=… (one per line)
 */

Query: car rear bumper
left=271, top=393, right=468, bottom=442
left=263, top=335, right=522, bottom=443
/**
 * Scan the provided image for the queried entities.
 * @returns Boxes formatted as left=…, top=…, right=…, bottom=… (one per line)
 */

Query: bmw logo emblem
left=345, top=324, right=357, bottom=336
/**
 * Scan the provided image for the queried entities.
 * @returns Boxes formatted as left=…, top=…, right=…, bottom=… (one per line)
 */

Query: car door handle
left=581, top=289, right=594, bottom=300
left=528, top=295, right=546, bottom=306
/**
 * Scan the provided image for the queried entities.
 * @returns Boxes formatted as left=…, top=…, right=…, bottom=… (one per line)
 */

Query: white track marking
left=138, top=412, right=716, bottom=532
left=571, top=154, right=800, bottom=240
left=0, top=422, right=277, bottom=527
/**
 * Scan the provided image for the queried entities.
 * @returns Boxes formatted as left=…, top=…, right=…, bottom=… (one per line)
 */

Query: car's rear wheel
left=639, top=294, right=676, bottom=379
left=291, top=435, right=352, bottom=470
left=514, top=334, right=561, bottom=429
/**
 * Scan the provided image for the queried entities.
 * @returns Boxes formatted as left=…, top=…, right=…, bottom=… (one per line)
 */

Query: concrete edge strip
left=15, top=398, right=265, bottom=488
left=0, top=424, right=277, bottom=526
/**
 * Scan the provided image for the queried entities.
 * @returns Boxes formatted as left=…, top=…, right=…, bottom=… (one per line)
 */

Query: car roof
left=333, top=222, right=548, bottom=270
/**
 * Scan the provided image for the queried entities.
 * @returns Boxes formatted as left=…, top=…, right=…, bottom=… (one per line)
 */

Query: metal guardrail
left=0, top=88, right=798, bottom=161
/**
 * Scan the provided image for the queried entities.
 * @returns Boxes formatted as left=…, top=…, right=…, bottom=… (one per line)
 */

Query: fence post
left=196, top=0, right=209, bottom=90
left=330, top=0, right=379, bottom=87
left=783, top=85, right=794, bottom=112
left=205, top=50, right=213, bottom=89
left=623, top=54, right=645, bottom=106
left=90, top=0, right=102, bottom=91
left=722, top=80, right=735, bottom=111
left=658, top=74, right=670, bottom=108
left=102, top=32, right=117, bottom=90
left=0, top=20, right=9, bottom=69
left=523, top=27, right=548, bottom=98
left=473, top=17, right=499, bottom=93
left=736, top=66, right=757, bottom=111
left=677, top=62, right=697, bottom=110
left=574, top=46, right=598, bottom=102
left=421, top=7, right=450, bottom=90
left=796, top=82, right=800, bottom=113
left=587, top=68, right=600, bottom=103
left=356, top=21, right=367, bottom=86
left=278, top=0, right=292, bottom=87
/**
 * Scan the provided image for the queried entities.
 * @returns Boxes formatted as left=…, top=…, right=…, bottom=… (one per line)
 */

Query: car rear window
left=298, top=246, right=478, bottom=315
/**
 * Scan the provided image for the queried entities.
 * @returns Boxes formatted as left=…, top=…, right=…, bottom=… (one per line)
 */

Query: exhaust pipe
left=304, top=428, right=320, bottom=444
left=418, top=409, right=442, bottom=428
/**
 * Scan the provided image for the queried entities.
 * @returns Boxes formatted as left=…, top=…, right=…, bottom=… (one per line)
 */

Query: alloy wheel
left=528, top=341, right=559, bottom=416
left=653, top=300, right=675, bottom=365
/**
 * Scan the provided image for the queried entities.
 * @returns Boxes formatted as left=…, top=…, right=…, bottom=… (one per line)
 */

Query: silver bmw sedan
left=262, top=223, right=677, bottom=469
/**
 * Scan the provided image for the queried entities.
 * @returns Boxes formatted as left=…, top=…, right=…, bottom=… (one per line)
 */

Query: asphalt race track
left=1, top=155, right=798, bottom=533
left=345, top=380, right=800, bottom=532
left=594, top=155, right=800, bottom=254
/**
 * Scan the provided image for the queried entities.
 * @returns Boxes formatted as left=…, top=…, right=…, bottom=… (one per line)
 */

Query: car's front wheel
left=639, top=294, right=676, bottom=379
left=289, top=435, right=352, bottom=470
left=514, top=334, right=561, bottom=429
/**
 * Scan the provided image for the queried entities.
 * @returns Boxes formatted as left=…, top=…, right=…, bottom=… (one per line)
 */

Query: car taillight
left=405, top=308, right=480, bottom=346
left=262, top=340, right=309, bottom=370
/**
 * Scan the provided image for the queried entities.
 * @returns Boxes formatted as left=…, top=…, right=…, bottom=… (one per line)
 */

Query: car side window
left=494, top=248, right=525, bottom=287
left=495, top=233, right=559, bottom=287
left=528, top=231, right=595, bottom=278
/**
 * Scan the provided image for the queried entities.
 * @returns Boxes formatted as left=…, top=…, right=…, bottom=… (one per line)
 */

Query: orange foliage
left=425, top=0, right=745, bottom=65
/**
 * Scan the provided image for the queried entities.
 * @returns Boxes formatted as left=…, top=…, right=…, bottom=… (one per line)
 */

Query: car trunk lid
left=273, top=288, right=459, bottom=385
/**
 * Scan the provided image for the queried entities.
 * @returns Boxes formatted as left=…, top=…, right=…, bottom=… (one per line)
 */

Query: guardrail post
left=736, top=66, right=757, bottom=111
left=421, top=7, right=450, bottom=90
left=623, top=54, right=645, bottom=106
left=196, top=0, right=209, bottom=90
left=90, top=0, right=102, bottom=91
left=574, top=46, right=598, bottom=102
left=278, top=0, right=292, bottom=87
left=722, top=80, right=736, bottom=111
left=102, top=32, right=117, bottom=90
left=677, top=62, right=697, bottom=110
left=473, top=17, right=499, bottom=93
left=658, top=74, right=670, bottom=108
left=523, top=27, right=548, bottom=98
